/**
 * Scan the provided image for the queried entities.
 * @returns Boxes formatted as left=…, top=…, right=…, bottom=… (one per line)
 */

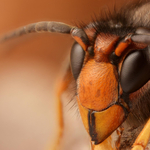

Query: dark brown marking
left=89, top=81, right=93, bottom=85
left=82, top=85, right=85, bottom=93
left=88, top=110, right=98, bottom=144
left=95, top=89, right=100, bottom=97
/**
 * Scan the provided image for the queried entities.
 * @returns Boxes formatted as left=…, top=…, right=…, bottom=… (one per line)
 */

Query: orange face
left=78, top=34, right=119, bottom=111
left=75, top=31, right=147, bottom=144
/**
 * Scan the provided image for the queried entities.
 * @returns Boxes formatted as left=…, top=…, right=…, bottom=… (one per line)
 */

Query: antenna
left=0, top=21, right=89, bottom=51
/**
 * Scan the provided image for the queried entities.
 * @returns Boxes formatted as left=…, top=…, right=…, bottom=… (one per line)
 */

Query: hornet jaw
left=77, top=96, right=130, bottom=145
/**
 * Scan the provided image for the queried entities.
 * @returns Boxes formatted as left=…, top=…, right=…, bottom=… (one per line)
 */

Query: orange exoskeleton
left=1, top=1, right=150, bottom=150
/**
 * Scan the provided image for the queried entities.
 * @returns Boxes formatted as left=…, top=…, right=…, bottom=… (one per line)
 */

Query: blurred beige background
left=0, top=0, right=137, bottom=150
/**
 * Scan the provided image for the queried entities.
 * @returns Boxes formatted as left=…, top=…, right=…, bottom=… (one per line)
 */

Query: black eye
left=70, top=42, right=85, bottom=80
left=120, top=48, right=150, bottom=93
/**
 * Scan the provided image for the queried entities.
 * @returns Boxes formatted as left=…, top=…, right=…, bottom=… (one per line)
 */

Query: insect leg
left=131, top=119, right=150, bottom=150
left=52, top=65, right=73, bottom=150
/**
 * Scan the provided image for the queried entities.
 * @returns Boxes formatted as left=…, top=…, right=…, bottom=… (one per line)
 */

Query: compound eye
left=120, top=49, right=150, bottom=93
left=70, top=42, right=85, bottom=80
